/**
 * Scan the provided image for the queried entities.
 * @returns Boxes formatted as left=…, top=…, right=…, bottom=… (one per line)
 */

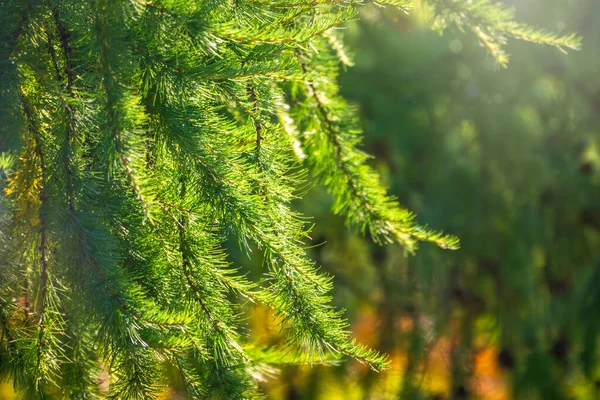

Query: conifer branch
left=44, top=15, right=164, bottom=389
left=51, top=8, right=77, bottom=212
left=52, top=9, right=75, bottom=98
left=31, top=108, right=50, bottom=392
left=0, top=297, right=23, bottom=384
left=294, top=49, right=459, bottom=250
left=46, top=32, right=62, bottom=84
left=247, top=85, right=264, bottom=155
left=95, top=5, right=154, bottom=221
left=420, top=0, right=581, bottom=66
left=151, top=95, right=385, bottom=368
left=176, top=179, right=248, bottom=364
left=17, top=96, right=38, bottom=325
left=8, top=0, right=36, bottom=57
left=0, top=0, right=581, bottom=396
left=18, top=88, right=66, bottom=391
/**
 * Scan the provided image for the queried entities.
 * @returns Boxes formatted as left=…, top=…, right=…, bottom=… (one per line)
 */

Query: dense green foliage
left=0, top=0, right=581, bottom=398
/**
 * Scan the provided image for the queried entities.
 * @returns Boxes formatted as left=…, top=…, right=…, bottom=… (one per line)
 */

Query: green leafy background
left=255, top=0, right=600, bottom=398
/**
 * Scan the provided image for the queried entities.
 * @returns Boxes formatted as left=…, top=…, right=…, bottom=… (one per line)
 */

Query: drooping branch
left=95, top=7, right=154, bottom=219
left=294, top=49, right=459, bottom=250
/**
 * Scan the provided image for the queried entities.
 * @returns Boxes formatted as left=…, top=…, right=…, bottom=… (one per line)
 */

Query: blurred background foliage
left=2, top=0, right=598, bottom=398
left=254, top=0, right=600, bottom=398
